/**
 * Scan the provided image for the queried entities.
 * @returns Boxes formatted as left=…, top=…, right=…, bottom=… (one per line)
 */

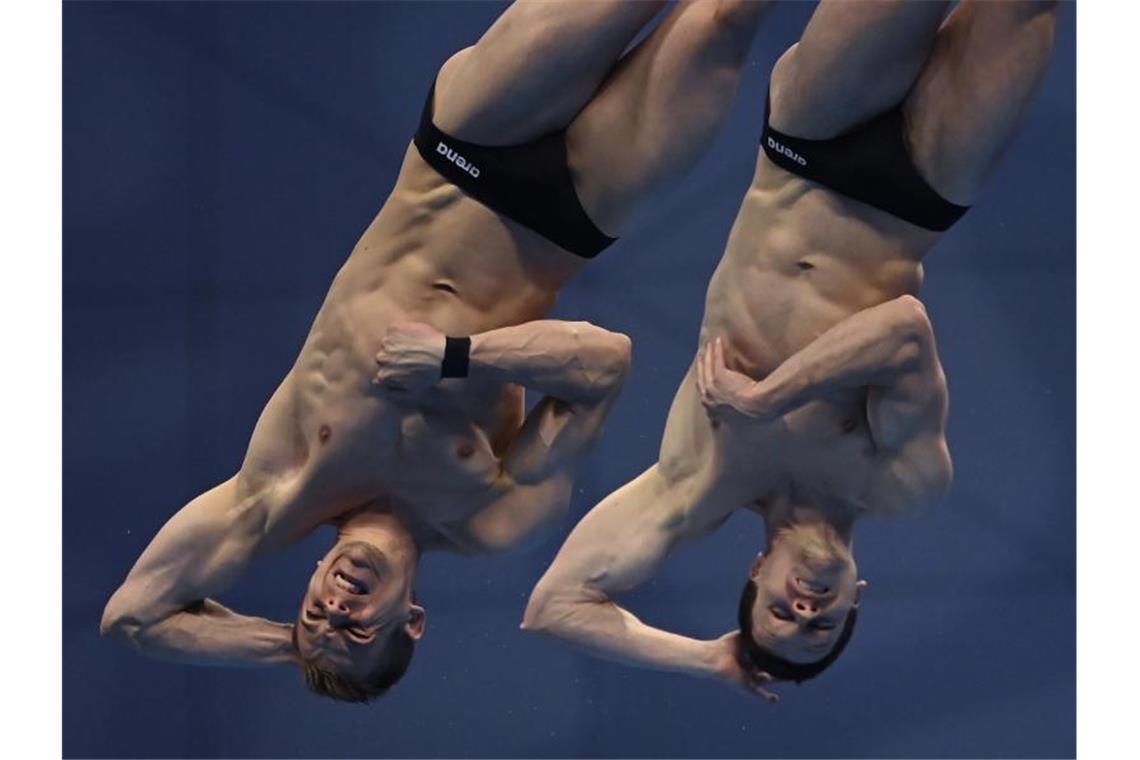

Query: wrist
left=440, top=336, right=471, bottom=378
left=264, top=621, right=300, bottom=665
left=743, top=382, right=774, bottom=419
left=693, top=638, right=727, bottom=679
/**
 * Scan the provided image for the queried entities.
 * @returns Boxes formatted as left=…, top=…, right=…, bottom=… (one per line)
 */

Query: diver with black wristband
left=101, top=0, right=773, bottom=707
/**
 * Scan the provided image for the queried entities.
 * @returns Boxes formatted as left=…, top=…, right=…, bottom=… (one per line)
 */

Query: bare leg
left=903, top=0, right=1060, bottom=204
left=431, top=0, right=666, bottom=146
left=769, top=0, right=952, bottom=139
left=568, top=0, right=773, bottom=235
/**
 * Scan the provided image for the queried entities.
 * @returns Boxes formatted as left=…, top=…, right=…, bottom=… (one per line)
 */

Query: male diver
left=101, top=0, right=773, bottom=703
left=524, top=0, right=1060, bottom=702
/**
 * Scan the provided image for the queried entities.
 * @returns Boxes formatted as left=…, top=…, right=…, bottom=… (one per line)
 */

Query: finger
left=758, top=687, right=779, bottom=704
left=702, top=341, right=716, bottom=391
left=713, top=337, right=726, bottom=374
left=376, top=372, right=406, bottom=392
left=694, top=351, right=706, bottom=397
left=695, top=356, right=703, bottom=394
left=747, top=673, right=780, bottom=703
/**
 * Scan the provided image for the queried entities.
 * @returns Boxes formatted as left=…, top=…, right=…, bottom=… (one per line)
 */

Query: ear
left=404, top=603, right=426, bottom=640
left=749, top=552, right=765, bottom=577
left=853, top=580, right=868, bottom=608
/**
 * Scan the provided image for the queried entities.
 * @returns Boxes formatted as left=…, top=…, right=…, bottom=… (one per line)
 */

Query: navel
left=456, top=441, right=475, bottom=459
left=318, top=424, right=332, bottom=444
left=796, top=260, right=815, bottom=272
left=841, top=418, right=858, bottom=434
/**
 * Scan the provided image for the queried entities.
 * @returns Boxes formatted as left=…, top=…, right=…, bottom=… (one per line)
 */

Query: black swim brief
left=413, top=81, right=615, bottom=259
left=760, top=90, right=969, bottom=232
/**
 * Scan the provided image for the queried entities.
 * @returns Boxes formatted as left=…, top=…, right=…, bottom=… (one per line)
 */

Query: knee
left=690, top=0, right=770, bottom=53
left=711, top=0, right=773, bottom=32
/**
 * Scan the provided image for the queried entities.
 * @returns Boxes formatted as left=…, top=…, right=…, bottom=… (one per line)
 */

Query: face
left=748, top=526, right=866, bottom=664
left=293, top=540, right=424, bottom=680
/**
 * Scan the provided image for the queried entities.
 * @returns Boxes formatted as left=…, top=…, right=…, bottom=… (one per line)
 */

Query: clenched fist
left=373, top=321, right=447, bottom=394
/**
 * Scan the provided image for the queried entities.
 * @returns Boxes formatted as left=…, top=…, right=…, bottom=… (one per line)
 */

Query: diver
left=524, top=0, right=1060, bottom=703
left=101, top=0, right=773, bottom=703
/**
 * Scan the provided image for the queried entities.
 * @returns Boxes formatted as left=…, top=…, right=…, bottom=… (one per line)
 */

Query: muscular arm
left=100, top=381, right=303, bottom=667
left=453, top=321, right=633, bottom=553
left=521, top=465, right=721, bottom=678
left=700, top=294, right=953, bottom=511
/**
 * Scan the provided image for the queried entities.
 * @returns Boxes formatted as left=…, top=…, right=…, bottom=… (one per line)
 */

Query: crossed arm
left=103, top=319, right=631, bottom=666
left=525, top=295, right=952, bottom=694
left=374, top=319, right=632, bottom=555
left=697, top=294, right=953, bottom=513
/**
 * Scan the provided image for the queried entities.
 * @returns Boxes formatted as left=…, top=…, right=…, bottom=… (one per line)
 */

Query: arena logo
left=766, top=136, right=807, bottom=166
left=436, top=141, right=481, bottom=178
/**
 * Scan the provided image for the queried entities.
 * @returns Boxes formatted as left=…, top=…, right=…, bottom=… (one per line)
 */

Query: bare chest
left=718, top=391, right=880, bottom=510
left=383, top=402, right=507, bottom=524
left=778, top=395, right=880, bottom=504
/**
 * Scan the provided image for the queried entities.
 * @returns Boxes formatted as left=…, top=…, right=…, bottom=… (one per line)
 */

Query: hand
left=707, top=631, right=781, bottom=704
left=373, top=321, right=447, bottom=394
left=694, top=337, right=767, bottom=422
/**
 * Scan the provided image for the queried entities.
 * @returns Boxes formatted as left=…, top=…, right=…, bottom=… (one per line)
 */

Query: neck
left=337, top=509, right=421, bottom=576
left=759, top=500, right=857, bottom=550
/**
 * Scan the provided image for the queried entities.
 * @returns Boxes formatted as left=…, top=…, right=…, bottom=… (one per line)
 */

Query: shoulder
left=864, top=432, right=953, bottom=517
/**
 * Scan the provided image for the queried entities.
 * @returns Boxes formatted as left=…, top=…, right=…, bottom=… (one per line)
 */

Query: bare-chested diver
left=524, top=0, right=1059, bottom=702
left=101, top=0, right=772, bottom=703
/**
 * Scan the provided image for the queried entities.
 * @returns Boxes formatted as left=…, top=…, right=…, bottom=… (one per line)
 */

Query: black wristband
left=441, top=336, right=471, bottom=378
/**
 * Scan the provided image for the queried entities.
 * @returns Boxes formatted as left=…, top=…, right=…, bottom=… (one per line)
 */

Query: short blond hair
left=299, top=628, right=415, bottom=704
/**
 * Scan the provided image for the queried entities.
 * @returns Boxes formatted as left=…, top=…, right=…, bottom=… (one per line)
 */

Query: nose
left=792, top=598, right=822, bottom=618
left=324, top=596, right=352, bottom=627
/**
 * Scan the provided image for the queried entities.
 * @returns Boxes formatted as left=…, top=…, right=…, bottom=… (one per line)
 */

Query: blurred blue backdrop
left=63, top=2, right=1075, bottom=757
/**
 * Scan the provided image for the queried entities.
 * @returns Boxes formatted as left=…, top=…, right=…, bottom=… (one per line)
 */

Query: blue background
left=63, top=2, right=1075, bottom=757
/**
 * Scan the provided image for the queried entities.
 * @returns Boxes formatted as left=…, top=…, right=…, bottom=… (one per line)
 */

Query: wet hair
left=736, top=577, right=858, bottom=684
left=295, top=626, right=416, bottom=704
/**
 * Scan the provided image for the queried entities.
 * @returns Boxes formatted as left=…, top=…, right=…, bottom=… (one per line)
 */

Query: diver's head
left=737, top=522, right=866, bottom=682
left=293, top=513, right=425, bottom=703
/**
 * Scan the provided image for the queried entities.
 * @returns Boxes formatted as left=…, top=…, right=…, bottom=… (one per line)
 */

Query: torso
left=673, top=151, right=944, bottom=529
left=266, top=144, right=588, bottom=542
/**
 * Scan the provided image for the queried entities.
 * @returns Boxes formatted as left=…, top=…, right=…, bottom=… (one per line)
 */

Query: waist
left=703, top=224, right=922, bottom=377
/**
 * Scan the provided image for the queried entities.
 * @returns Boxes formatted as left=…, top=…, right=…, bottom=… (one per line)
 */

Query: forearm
left=746, top=295, right=933, bottom=417
left=103, top=598, right=296, bottom=668
left=469, top=320, right=631, bottom=402
left=523, top=586, right=715, bottom=679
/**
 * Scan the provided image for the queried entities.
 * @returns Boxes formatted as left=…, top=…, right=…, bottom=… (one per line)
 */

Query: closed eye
left=769, top=604, right=794, bottom=622
left=346, top=627, right=374, bottom=644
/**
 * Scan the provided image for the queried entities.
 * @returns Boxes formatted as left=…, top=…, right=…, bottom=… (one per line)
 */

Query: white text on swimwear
left=436, top=141, right=481, bottom=178
left=767, top=136, right=807, bottom=166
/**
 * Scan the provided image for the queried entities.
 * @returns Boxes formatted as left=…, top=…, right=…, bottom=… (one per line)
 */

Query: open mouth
left=333, top=571, right=367, bottom=595
left=796, top=576, right=830, bottom=595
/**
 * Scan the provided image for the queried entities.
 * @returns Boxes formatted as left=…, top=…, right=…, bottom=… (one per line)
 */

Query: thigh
left=769, top=0, right=950, bottom=139
left=567, top=0, right=771, bottom=236
left=432, top=0, right=664, bottom=146
left=902, top=0, right=1060, bottom=204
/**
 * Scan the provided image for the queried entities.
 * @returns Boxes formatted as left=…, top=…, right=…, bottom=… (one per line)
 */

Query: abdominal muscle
left=661, top=153, right=943, bottom=523
left=264, top=145, right=585, bottom=535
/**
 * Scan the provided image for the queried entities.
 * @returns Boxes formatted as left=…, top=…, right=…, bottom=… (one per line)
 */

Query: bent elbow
left=520, top=588, right=551, bottom=633
left=521, top=581, right=565, bottom=634
left=931, top=447, right=955, bottom=503
left=592, top=328, right=638, bottom=391
left=100, top=590, right=146, bottom=643
left=100, top=604, right=131, bottom=641
left=888, top=296, right=935, bottom=365
left=597, top=329, right=633, bottom=391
